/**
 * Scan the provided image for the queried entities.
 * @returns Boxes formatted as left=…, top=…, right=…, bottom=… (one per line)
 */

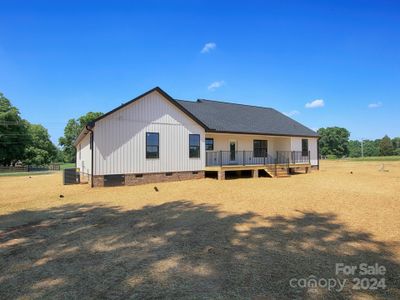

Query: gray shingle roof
left=176, top=99, right=318, bottom=137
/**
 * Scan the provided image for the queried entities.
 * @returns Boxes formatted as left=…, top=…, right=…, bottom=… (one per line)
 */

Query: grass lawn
left=0, top=161, right=399, bottom=299
left=0, top=163, right=75, bottom=177
left=345, top=156, right=400, bottom=161
left=0, top=171, right=55, bottom=177
left=59, top=163, right=75, bottom=170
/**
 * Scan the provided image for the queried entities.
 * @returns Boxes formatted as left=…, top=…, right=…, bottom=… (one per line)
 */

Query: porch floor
left=204, top=163, right=311, bottom=172
left=205, top=163, right=311, bottom=179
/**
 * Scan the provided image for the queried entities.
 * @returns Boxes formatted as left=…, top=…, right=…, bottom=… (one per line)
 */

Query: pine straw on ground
left=0, top=161, right=399, bottom=299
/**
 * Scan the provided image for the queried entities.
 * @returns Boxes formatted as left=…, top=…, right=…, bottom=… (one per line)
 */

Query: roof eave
left=205, top=129, right=319, bottom=138
left=73, top=123, right=95, bottom=146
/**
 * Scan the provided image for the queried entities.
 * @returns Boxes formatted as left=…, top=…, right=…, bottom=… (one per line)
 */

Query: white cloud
left=305, top=99, right=325, bottom=108
left=283, top=110, right=300, bottom=117
left=201, top=42, right=216, bottom=53
left=368, top=102, right=382, bottom=108
left=207, top=80, right=225, bottom=91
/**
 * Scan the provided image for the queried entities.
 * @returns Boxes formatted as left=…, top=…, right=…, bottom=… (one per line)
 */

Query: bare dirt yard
left=0, top=161, right=399, bottom=299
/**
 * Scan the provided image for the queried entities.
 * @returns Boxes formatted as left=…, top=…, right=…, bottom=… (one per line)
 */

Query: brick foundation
left=92, top=171, right=204, bottom=187
left=93, top=175, right=104, bottom=187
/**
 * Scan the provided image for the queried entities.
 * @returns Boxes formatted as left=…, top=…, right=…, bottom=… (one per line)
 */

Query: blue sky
left=1, top=0, right=399, bottom=143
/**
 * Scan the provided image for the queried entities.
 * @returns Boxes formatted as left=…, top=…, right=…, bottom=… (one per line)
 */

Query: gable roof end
left=91, top=87, right=209, bottom=129
left=73, top=87, right=209, bottom=146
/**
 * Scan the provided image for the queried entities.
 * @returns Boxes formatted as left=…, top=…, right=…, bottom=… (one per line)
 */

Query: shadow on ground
left=0, top=201, right=399, bottom=299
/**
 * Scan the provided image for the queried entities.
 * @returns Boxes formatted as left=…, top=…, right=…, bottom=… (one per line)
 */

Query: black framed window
left=253, top=140, right=268, bottom=157
left=302, top=139, right=309, bottom=156
left=189, top=134, right=200, bottom=158
left=205, top=138, right=214, bottom=151
left=146, top=132, right=159, bottom=159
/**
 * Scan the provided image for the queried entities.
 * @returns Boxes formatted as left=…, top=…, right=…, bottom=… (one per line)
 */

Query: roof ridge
left=197, top=98, right=273, bottom=110
left=174, top=98, right=195, bottom=103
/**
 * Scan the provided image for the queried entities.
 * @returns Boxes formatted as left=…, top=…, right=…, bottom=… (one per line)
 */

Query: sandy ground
left=0, top=160, right=399, bottom=299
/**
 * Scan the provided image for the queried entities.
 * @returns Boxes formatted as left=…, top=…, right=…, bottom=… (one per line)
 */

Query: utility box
left=63, top=168, right=80, bottom=185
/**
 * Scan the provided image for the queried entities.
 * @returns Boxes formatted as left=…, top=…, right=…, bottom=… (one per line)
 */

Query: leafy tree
left=392, top=137, right=400, bottom=151
left=317, top=127, right=350, bottom=157
left=54, top=148, right=66, bottom=163
left=348, top=140, right=362, bottom=157
left=379, top=135, right=393, bottom=156
left=59, top=119, right=80, bottom=163
left=362, top=139, right=380, bottom=157
left=59, top=112, right=103, bottom=162
left=23, top=124, right=57, bottom=165
left=0, top=93, right=30, bottom=165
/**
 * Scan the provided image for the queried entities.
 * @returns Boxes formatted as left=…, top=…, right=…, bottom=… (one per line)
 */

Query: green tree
left=59, top=119, right=80, bottom=163
left=379, top=135, right=393, bottom=156
left=0, top=93, right=30, bottom=165
left=392, top=137, right=400, bottom=151
left=23, top=124, right=57, bottom=165
left=317, top=127, right=350, bottom=157
left=54, top=148, right=66, bottom=163
left=362, top=140, right=380, bottom=157
left=59, top=112, right=103, bottom=162
left=348, top=140, right=362, bottom=157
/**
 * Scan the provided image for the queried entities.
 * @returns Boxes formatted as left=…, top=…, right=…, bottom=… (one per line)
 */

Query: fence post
left=264, top=154, right=266, bottom=165
left=309, top=150, right=311, bottom=164
left=219, top=151, right=222, bottom=167
left=243, top=151, right=245, bottom=166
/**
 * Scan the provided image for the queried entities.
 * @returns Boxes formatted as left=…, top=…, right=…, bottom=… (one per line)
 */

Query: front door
left=229, top=140, right=237, bottom=163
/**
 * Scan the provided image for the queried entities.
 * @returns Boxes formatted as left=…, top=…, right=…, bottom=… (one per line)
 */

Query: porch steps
left=264, top=168, right=276, bottom=178
left=264, top=164, right=290, bottom=178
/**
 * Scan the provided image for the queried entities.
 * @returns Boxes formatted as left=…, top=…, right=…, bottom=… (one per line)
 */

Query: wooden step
left=264, top=168, right=275, bottom=178
left=264, top=167, right=290, bottom=178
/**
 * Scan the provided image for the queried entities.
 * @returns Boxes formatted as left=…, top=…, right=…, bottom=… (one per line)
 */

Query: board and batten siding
left=205, top=133, right=318, bottom=166
left=92, top=91, right=205, bottom=175
left=205, top=133, right=292, bottom=156
left=76, top=133, right=92, bottom=175
left=290, top=137, right=319, bottom=166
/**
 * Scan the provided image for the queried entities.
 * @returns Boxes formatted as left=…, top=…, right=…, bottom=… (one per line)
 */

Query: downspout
left=317, top=137, right=320, bottom=170
left=86, top=125, right=94, bottom=188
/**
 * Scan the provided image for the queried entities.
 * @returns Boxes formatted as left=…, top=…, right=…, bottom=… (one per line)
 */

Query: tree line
left=1, top=92, right=398, bottom=166
left=0, top=92, right=102, bottom=166
left=318, top=127, right=400, bottom=158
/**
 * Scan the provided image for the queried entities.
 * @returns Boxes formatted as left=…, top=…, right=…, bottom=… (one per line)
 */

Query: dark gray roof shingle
left=176, top=99, right=318, bottom=137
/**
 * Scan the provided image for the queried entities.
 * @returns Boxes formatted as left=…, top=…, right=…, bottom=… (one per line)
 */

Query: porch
left=205, top=151, right=311, bottom=179
left=205, top=150, right=310, bottom=167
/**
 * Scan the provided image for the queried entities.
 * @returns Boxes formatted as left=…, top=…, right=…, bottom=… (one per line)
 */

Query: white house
left=75, top=87, right=319, bottom=187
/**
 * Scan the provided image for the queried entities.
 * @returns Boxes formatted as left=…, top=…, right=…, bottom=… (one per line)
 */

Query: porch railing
left=276, top=151, right=311, bottom=165
left=205, top=150, right=310, bottom=167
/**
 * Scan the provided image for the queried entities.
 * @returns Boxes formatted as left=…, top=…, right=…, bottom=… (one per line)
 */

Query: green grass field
left=60, top=163, right=75, bottom=169
left=346, top=156, right=400, bottom=161
left=0, top=163, right=75, bottom=177
left=0, top=171, right=54, bottom=177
